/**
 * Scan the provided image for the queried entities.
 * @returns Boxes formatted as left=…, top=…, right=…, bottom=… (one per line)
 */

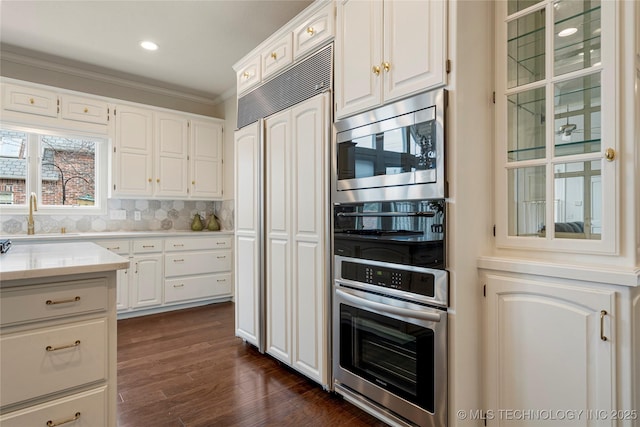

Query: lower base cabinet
left=481, top=269, right=639, bottom=427
left=97, top=234, right=233, bottom=317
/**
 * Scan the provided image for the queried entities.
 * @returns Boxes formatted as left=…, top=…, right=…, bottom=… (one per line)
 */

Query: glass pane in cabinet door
left=508, top=166, right=546, bottom=237
left=508, top=0, right=543, bottom=16
left=554, top=0, right=601, bottom=76
left=508, top=87, right=546, bottom=161
left=508, top=9, right=546, bottom=88
left=554, top=73, right=601, bottom=156
left=554, top=161, right=601, bottom=239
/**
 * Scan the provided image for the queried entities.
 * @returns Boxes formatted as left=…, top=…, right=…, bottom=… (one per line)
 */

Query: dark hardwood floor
left=117, top=302, right=388, bottom=427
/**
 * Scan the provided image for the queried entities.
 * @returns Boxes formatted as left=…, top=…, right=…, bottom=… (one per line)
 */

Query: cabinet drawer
left=236, top=58, right=261, bottom=94
left=94, top=239, right=130, bottom=255
left=2, top=83, right=58, bottom=117
left=60, top=95, right=109, bottom=124
left=0, top=386, right=107, bottom=427
left=165, top=250, right=232, bottom=277
left=261, top=33, right=293, bottom=80
left=132, top=239, right=162, bottom=253
left=165, top=273, right=232, bottom=303
left=165, top=236, right=232, bottom=252
left=0, top=319, right=107, bottom=407
left=293, top=3, right=334, bottom=59
left=1, top=279, right=108, bottom=327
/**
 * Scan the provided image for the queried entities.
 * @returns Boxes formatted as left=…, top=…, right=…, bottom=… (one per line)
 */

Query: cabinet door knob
left=84, top=107, right=89, bottom=113
left=382, top=61, right=391, bottom=72
left=306, top=26, right=315, bottom=35
left=156, top=178, right=160, bottom=183
left=148, top=178, right=152, bottom=183
left=29, top=98, right=35, bottom=104
left=372, top=65, right=381, bottom=76
left=242, top=71, right=250, bottom=79
left=604, top=147, right=615, bottom=162
left=192, top=180, right=196, bottom=185
left=271, top=52, right=277, bottom=60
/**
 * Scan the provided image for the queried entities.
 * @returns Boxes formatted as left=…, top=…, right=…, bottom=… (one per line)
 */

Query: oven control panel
left=342, top=261, right=435, bottom=298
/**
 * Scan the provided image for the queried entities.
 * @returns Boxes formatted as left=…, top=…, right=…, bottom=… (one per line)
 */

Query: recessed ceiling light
left=558, top=27, right=578, bottom=37
left=140, top=41, right=159, bottom=51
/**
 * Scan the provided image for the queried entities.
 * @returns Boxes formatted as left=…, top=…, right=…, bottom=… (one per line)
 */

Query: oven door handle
left=336, top=288, right=442, bottom=322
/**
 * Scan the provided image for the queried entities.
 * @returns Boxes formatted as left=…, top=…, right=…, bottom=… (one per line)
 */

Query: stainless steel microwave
left=333, top=89, right=447, bottom=203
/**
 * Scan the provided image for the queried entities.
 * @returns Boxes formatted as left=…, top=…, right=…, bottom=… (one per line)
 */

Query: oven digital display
left=342, top=261, right=435, bottom=297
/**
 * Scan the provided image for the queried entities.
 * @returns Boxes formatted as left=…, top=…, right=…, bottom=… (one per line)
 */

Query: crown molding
left=1, top=49, right=228, bottom=107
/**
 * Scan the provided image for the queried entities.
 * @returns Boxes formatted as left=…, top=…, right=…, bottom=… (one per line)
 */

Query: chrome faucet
left=27, top=192, right=37, bottom=235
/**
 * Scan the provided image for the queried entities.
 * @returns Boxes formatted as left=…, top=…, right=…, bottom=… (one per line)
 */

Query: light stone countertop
left=0, top=242, right=130, bottom=282
left=3, top=230, right=234, bottom=243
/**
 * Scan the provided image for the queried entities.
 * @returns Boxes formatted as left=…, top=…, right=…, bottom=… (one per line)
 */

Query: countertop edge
left=1, top=260, right=130, bottom=282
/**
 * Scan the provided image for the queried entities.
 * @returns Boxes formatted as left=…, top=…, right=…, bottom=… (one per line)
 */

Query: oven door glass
left=336, top=107, right=437, bottom=190
left=339, top=303, right=435, bottom=413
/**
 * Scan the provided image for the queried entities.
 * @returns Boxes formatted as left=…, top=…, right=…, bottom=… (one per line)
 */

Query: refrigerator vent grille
left=237, top=44, right=333, bottom=129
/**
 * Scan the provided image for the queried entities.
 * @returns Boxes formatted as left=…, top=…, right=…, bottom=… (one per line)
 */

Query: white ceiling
left=0, top=0, right=313, bottom=101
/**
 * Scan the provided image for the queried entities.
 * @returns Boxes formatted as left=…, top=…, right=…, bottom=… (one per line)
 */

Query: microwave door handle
left=335, top=289, right=442, bottom=322
left=336, top=211, right=436, bottom=218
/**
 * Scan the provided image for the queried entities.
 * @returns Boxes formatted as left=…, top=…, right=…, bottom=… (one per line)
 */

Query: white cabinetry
left=483, top=273, right=617, bottom=425
left=233, top=1, right=334, bottom=96
left=235, top=94, right=330, bottom=386
left=97, top=234, right=233, bottom=318
left=113, top=105, right=154, bottom=196
left=95, top=240, right=131, bottom=311
left=234, top=123, right=262, bottom=348
left=129, top=239, right=163, bottom=309
left=164, top=236, right=232, bottom=304
left=335, top=0, right=446, bottom=119
left=189, top=119, right=223, bottom=199
left=0, top=272, right=117, bottom=426
left=113, top=105, right=223, bottom=200
left=1, top=81, right=110, bottom=129
left=154, top=112, right=189, bottom=198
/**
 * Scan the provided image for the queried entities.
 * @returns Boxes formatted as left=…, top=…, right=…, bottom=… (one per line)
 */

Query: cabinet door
left=113, top=105, right=153, bottom=196
left=293, top=2, right=335, bottom=60
left=130, top=255, right=163, bottom=308
left=335, top=0, right=383, bottom=119
left=261, top=33, right=294, bottom=81
left=290, top=93, right=329, bottom=385
left=265, top=109, right=292, bottom=364
left=234, top=123, right=262, bottom=349
left=382, top=0, right=446, bottom=102
left=2, top=83, right=58, bottom=117
left=190, top=119, right=223, bottom=199
left=485, top=275, right=615, bottom=425
left=60, top=95, right=109, bottom=125
left=155, top=112, right=188, bottom=197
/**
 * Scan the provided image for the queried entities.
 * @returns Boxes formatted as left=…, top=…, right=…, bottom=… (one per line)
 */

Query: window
left=0, top=127, right=107, bottom=213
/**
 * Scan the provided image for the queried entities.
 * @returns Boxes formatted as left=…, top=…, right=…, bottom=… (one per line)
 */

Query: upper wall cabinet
left=112, top=106, right=223, bottom=200
left=233, top=1, right=335, bottom=97
left=334, top=0, right=446, bottom=119
left=1, top=82, right=109, bottom=130
left=293, top=2, right=335, bottom=60
left=494, top=0, right=618, bottom=254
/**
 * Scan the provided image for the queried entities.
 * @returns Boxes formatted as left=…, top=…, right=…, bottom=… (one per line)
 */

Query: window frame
left=0, top=124, right=108, bottom=215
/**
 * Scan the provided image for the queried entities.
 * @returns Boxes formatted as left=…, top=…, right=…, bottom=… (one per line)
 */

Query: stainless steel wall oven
left=332, top=199, right=447, bottom=427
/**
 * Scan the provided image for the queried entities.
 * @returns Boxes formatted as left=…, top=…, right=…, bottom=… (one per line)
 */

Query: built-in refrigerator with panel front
left=233, top=47, right=332, bottom=387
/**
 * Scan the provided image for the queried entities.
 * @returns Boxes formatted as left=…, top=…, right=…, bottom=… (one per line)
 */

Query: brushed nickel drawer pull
left=173, top=284, right=184, bottom=288
left=216, top=256, right=226, bottom=259
left=47, top=412, right=81, bottom=426
left=46, top=296, right=81, bottom=305
left=142, top=245, right=155, bottom=248
left=600, top=310, right=608, bottom=341
left=46, top=340, right=81, bottom=352
left=173, top=259, right=185, bottom=262
left=107, top=246, right=120, bottom=251
left=173, top=244, right=184, bottom=247
left=216, top=242, right=226, bottom=245
left=217, top=279, right=226, bottom=283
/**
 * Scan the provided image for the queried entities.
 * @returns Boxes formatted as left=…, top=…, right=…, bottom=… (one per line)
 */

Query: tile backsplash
left=1, top=199, right=234, bottom=235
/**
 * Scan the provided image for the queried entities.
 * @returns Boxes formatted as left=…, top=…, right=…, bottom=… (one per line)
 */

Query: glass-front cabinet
left=496, top=0, right=617, bottom=253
